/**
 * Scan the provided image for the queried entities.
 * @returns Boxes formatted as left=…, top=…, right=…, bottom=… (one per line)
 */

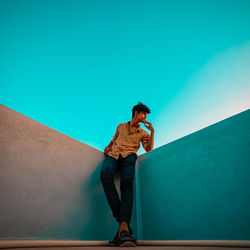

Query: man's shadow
left=80, top=158, right=137, bottom=240
left=40, top=157, right=137, bottom=241
left=79, top=159, right=122, bottom=240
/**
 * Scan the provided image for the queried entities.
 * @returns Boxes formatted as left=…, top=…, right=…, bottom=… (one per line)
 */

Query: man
left=100, top=102, right=154, bottom=247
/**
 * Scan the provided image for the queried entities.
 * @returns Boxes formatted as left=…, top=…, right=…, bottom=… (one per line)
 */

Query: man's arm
left=142, top=121, right=154, bottom=152
left=142, top=131, right=154, bottom=152
left=145, top=130, right=154, bottom=152
left=142, top=120, right=155, bottom=152
left=104, top=124, right=120, bottom=155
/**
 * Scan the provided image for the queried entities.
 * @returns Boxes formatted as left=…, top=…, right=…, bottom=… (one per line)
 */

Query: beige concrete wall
left=0, top=104, right=137, bottom=240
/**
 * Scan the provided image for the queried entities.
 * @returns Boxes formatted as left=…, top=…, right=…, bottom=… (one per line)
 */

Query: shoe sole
left=119, top=240, right=137, bottom=247
left=109, top=241, right=119, bottom=247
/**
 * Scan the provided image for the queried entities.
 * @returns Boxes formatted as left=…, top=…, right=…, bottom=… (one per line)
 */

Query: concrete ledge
left=0, top=240, right=108, bottom=249
left=138, top=240, right=250, bottom=247
left=0, top=240, right=250, bottom=249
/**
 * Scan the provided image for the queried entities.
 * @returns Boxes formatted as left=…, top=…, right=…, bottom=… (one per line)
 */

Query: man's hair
left=132, top=102, right=151, bottom=118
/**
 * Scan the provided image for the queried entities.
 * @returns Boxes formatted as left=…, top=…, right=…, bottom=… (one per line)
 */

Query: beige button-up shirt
left=107, top=121, right=150, bottom=160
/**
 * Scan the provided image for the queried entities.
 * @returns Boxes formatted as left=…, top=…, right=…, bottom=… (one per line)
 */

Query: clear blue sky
left=1, top=0, right=250, bottom=155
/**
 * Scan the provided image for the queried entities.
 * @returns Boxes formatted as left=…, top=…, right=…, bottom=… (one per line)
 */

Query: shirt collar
left=128, top=121, right=142, bottom=134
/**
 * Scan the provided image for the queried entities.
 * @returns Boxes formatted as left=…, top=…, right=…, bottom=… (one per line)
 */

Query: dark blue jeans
left=100, top=153, right=137, bottom=226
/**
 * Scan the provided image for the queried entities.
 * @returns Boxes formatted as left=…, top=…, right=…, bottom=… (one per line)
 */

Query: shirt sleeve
left=141, top=131, right=150, bottom=151
left=110, top=124, right=120, bottom=144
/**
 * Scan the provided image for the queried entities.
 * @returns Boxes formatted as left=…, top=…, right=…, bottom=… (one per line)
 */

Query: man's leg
left=118, top=153, right=136, bottom=235
left=100, top=155, right=121, bottom=223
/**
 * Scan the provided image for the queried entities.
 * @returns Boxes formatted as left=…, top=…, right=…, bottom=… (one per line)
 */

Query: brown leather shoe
left=109, top=225, right=134, bottom=246
left=118, top=229, right=137, bottom=247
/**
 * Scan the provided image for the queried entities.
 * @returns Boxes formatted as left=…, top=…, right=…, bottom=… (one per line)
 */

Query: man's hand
left=104, top=146, right=111, bottom=156
left=143, top=121, right=154, bottom=133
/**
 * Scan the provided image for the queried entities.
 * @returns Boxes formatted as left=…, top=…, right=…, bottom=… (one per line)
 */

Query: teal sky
left=1, top=0, right=250, bottom=155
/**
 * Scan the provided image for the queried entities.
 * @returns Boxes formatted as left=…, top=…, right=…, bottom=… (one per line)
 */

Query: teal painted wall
left=137, top=109, right=250, bottom=240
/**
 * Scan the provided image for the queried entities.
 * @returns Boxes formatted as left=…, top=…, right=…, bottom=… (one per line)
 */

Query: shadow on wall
left=81, top=160, right=136, bottom=240
left=41, top=159, right=137, bottom=241
left=80, top=159, right=137, bottom=240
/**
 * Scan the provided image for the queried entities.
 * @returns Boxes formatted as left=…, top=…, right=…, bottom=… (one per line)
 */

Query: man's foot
left=118, top=221, right=129, bottom=235
left=109, top=221, right=135, bottom=247
left=118, top=229, right=137, bottom=247
left=108, top=227, right=134, bottom=246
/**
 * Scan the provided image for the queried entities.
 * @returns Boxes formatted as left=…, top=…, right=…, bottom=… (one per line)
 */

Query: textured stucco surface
left=138, top=109, right=250, bottom=240
left=0, top=104, right=137, bottom=240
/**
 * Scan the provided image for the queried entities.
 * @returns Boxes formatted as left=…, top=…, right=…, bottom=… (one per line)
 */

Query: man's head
left=132, top=102, right=151, bottom=121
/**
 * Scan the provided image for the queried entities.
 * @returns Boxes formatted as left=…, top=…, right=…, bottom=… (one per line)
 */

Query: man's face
left=136, top=111, right=147, bottom=123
